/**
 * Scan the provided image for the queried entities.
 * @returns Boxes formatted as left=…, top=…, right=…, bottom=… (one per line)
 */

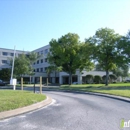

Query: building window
left=26, top=54, right=29, bottom=58
left=44, top=49, right=48, bottom=54
left=37, top=60, right=39, bottom=64
left=10, top=53, right=14, bottom=56
left=37, top=68, right=39, bottom=72
left=40, top=68, right=43, bottom=72
left=41, top=50, right=43, bottom=54
left=45, top=58, right=47, bottom=62
left=34, top=69, right=35, bottom=72
left=45, top=67, right=48, bottom=71
left=33, top=62, right=35, bottom=65
left=18, top=54, right=22, bottom=57
left=41, top=59, right=43, bottom=63
left=2, top=60, right=7, bottom=64
left=2, top=52, right=8, bottom=56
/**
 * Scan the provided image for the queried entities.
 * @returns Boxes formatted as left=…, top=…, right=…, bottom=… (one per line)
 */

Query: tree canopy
left=87, top=28, right=123, bottom=85
left=48, top=33, right=94, bottom=84
left=10, top=52, right=39, bottom=78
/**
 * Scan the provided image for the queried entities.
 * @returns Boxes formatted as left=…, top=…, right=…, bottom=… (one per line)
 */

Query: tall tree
left=28, top=52, right=41, bottom=83
left=112, top=65, right=129, bottom=81
left=46, top=65, right=62, bottom=83
left=10, top=53, right=30, bottom=78
left=87, top=28, right=122, bottom=86
left=117, top=30, right=130, bottom=65
left=10, top=52, right=40, bottom=79
left=48, top=33, right=93, bottom=85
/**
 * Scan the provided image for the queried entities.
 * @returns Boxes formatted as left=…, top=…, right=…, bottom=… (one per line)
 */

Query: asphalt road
left=0, top=91, right=130, bottom=130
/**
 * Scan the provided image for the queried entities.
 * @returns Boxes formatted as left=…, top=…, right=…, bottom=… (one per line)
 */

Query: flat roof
left=0, top=47, right=29, bottom=53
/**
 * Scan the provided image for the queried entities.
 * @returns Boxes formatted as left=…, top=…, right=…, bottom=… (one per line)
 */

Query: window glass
left=44, top=49, right=48, bottom=54
left=41, top=50, right=43, bottom=54
left=41, top=59, right=43, bottom=63
left=10, top=53, right=14, bottom=56
left=2, top=60, right=7, bottom=64
left=2, top=52, right=8, bottom=56
left=40, top=68, right=43, bottom=72
left=37, top=60, right=39, bottom=64
left=45, top=58, right=47, bottom=62
left=45, top=67, right=48, bottom=71
left=37, top=68, right=39, bottom=72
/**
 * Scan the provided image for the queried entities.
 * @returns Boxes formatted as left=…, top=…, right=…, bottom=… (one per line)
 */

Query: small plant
left=86, top=75, right=94, bottom=84
left=94, top=75, right=102, bottom=84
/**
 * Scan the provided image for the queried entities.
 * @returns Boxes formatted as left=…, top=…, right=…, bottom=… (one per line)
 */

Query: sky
left=0, top=0, right=130, bottom=51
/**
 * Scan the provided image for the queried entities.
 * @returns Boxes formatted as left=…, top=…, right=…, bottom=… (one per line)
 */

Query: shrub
left=109, top=74, right=117, bottom=83
left=86, top=75, right=94, bottom=83
left=94, top=75, right=102, bottom=84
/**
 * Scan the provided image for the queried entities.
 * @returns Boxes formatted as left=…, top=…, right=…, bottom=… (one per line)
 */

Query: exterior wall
left=59, top=70, right=113, bottom=84
left=78, top=70, right=113, bottom=77
left=0, top=46, right=114, bottom=84
left=0, top=48, right=29, bottom=70
left=32, top=45, right=51, bottom=77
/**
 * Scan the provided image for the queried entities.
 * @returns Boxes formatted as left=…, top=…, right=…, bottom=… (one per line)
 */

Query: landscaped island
left=0, top=90, right=46, bottom=112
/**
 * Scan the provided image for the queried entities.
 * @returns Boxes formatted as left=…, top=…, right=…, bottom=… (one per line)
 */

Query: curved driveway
left=0, top=91, right=130, bottom=130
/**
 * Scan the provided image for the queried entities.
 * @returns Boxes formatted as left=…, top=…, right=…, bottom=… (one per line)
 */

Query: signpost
left=21, top=78, right=23, bottom=90
left=10, top=46, right=17, bottom=90
left=40, top=76, right=42, bottom=94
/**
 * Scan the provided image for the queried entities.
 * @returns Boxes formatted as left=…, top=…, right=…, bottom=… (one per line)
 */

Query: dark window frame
left=37, top=60, right=39, bottom=64
left=2, top=60, right=8, bottom=64
left=41, top=59, right=43, bottom=63
left=2, top=52, right=8, bottom=56
left=45, top=58, right=47, bottom=62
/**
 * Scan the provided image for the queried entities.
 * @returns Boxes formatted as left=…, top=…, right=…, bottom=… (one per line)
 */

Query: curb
left=0, top=95, right=52, bottom=120
left=81, top=91, right=130, bottom=103
left=43, top=89, right=130, bottom=103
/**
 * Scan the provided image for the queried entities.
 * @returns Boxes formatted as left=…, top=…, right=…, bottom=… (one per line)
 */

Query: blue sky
left=0, top=0, right=130, bottom=51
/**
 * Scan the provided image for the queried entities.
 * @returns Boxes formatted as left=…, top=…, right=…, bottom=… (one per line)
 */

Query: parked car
left=124, top=80, right=130, bottom=83
left=72, top=82, right=78, bottom=84
left=0, top=79, right=6, bottom=86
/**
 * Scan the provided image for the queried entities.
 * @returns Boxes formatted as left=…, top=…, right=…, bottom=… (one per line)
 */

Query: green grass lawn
left=0, top=90, right=46, bottom=112
left=60, top=83, right=130, bottom=98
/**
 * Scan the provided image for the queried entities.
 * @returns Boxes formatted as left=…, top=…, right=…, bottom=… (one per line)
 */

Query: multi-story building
left=0, top=48, right=29, bottom=70
left=31, top=45, right=59, bottom=83
left=0, top=46, right=112, bottom=84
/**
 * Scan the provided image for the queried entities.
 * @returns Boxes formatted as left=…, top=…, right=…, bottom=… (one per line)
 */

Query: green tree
left=10, top=52, right=40, bottom=81
left=28, top=51, right=41, bottom=65
left=109, top=74, right=117, bottom=83
left=117, top=30, right=130, bottom=65
left=47, top=65, right=62, bottom=83
left=0, top=68, right=11, bottom=81
left=112, top=65, right=129, bottom=81
left=88, top=28, right=122, bottom=86
left=46, top=66, right=54, bottom=83
left=28, top=52, right=41, bottom=83
left=86, top=74, right=94, bottom=83
left=48, top=33, right=93, bottom=85
left=10, top=53, right=30, bottom=78
left=95, top=64, right=103, bottom=71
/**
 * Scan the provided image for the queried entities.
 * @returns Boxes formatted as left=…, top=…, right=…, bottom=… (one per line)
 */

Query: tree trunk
left=69, top=72, right=72, bottom=85
left=105, top=70, right=109, bottom=86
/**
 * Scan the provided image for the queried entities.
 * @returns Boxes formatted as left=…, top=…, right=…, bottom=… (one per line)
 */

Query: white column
left=59, top=72, right=63, bottom=84
left=52, top=77, right=55, bottom=83
left=32, top=76, right=35, bottom=83
left=77, top=70, right=82, bottom=84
